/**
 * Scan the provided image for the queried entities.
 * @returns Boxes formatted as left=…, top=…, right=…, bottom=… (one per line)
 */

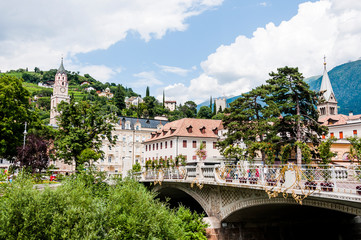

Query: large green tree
left=197, top=106, right=212, bottom=119
left=54, top=99, right=116, bottom=169
left=113, top=84, right=126, bottom=112
left=219, top=85, right=277, bottom=163
left=267, top=66, right=327, bottom=165
left=0, top=75, right=39, bottom=160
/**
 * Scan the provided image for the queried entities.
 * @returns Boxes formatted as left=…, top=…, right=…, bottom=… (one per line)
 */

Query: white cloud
left=166, top=0, right=361, bottom=104
left=259, top=2, right=267, bottom=7
left=156, top=64, right=191, bottom=76
left=132, top=71, right=163, bottom=88
left=77, top=65, right=118, bottom=83
left=0, top=0, right=223, bottom=72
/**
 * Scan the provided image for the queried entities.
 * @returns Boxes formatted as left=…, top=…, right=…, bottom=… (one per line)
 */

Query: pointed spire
left=57, top=57, right=66, bottom=74
left=320, top=56, right=335, bottom=101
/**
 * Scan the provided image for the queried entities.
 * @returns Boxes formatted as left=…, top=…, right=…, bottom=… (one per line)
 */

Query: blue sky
left=1, top=0, right=361, bottom=104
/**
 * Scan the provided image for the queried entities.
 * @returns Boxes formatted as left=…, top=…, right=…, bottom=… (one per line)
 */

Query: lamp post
left=23, top=122, right=27, bottom=149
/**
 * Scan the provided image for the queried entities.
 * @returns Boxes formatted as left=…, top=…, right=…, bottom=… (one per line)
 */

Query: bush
left=0, top=171, right=208, bottom=239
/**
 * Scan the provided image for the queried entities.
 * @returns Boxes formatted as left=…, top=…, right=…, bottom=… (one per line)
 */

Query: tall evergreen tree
left=267, top=66, right=327, bottom=165
left=146, top=86, right=150, bottom=97
left=163, top=90, right=165, bottom=109
left=113, top=84, right=126, bottom=112
left=209, top=96, right=212, bottom=109
left=213, top=101, right=217, bottom=116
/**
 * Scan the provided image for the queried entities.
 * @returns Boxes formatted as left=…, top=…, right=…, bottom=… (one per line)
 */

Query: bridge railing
left=140, top=163, right=361, bottom=196
left=216, top=164, right=361, bottom=195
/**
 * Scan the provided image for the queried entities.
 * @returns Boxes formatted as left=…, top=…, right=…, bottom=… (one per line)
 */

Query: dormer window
left=212, top=127, right=218, bottom=135
left=162, top=130, right=168, bottom=136
left=200, top=126, right=206, bottom=134
left=186, top=125, right=193, bottom=133
left=170, top=127, right=176, bottom=134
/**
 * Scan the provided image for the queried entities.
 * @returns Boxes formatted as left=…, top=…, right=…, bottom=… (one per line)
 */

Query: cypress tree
left=146, top=86, right=150, bottom=97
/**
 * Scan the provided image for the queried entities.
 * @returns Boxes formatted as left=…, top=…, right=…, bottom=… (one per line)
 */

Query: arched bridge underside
left=147, top=182, right=361, bottom=222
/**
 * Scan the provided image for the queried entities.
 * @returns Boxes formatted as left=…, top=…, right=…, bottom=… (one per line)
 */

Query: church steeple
left=57, top=57, right=66, bottom=74
left=317, top=56, right=338, bottom=116
left=320, top=56, right=336, bottom=102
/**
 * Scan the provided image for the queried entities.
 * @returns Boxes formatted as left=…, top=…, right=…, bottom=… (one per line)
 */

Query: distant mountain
left=198, top=59, right=361, bottom=115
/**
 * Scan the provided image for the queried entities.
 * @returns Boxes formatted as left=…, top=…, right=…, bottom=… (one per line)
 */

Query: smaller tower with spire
left=318, top=56, right=338, bottom=116
left=50, top=58, right=70, bottom=126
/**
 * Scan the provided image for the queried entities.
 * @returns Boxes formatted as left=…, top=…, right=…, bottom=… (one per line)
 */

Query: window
left=146, top=145, right=147, bottom=151
left=193, top=141, right=197, bottom=148
left=170, top=155, right=173, bottom=159
left=202, top=141, right=206, bottom=148
left=193, top=155, right=197, bottom=160
left=320, top=107, right=326, bottom=115
left=136, top=125, right=140, bottom=130
left=330, top=132, right=334, bottom=138
left=339, top=131, right=343, bottom=139
left=108, top=156, right=112, bottom=163
left=165, top=141, right=167, bottom=149
left=330, top=107, right=335, bottom=115
left=183, top=140, right=187, bottom=148
left=153, top=144, right=155, bottom=150
left=213, top=142, right=217, bottom=149
left=170, top=141, right=173, bottom=148
left=160, top=142, right=163, bottom=149
left=354, top=130, right=358, bottom=137
left=200, top=126, right=206, bottom=134
left=156, top=143, right=158, bottom=150
left=187, top=126, right=193, bottom=133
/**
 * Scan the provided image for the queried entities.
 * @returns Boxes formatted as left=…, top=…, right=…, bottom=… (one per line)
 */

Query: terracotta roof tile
left=145, top=118, right=223, bottom=142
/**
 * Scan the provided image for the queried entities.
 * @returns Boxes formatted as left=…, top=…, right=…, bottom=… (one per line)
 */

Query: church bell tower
left=317, top=57, right=338, bottom=116
left=50, top=58, right=70, bottom=126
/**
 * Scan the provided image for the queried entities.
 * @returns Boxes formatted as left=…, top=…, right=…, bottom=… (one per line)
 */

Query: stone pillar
left=204, top=217, right=222, bottom=240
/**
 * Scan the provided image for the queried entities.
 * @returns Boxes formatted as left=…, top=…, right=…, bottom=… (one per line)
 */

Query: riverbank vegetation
left=0, top=170, right=208, bottom=240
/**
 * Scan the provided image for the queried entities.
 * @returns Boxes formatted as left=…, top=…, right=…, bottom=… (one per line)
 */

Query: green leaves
left=0, top=174, right=208, bottom=239
left=54, top=99, right=116, bottom=168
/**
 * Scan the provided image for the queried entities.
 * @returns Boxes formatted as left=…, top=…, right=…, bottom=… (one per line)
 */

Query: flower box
left=356, top=186, right=361, bottom=195
left=249, top=177, right=258, bottom=184
left=304, top=181, right=317, bottom=190
left=266, top=179, right=277, bottom=186
left=239, top=177, right=247, bottom=184
left=320, top=182, right=334, bottom=192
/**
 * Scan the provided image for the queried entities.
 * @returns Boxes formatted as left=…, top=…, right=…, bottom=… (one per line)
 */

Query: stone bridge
left=139, top=163, right=361, bottom=239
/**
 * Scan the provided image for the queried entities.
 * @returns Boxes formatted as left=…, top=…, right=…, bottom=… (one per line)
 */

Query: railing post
left=331, top=165, right=337, bottom=191
left=196, top=161, right=204, bottom=179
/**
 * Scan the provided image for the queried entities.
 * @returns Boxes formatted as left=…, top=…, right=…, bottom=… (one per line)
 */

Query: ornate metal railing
left=140, top=163, right=361, bottom=203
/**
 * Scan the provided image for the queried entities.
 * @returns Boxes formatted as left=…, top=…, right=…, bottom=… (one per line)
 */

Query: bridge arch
left=221, top=197, right=361, bottom=222
left=152, top=183, right=211, bottom=216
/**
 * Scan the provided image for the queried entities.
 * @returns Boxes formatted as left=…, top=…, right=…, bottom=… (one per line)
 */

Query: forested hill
left=198, top=59, right=361, bottom=115
left=305, top=59, right=361, bottom=115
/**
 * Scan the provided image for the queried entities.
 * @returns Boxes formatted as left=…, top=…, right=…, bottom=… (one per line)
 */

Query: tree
left=213, top=101, right=217, bottom=116
left=267, top=67, right=327, bottom=165
left=318, top=138, right=337, bottom=165
left=219, top=85, right=277, bottom=163
left=146, top=86, right=150, bottom=97
left=15, top=134, right=49, bottom=173
left=113, top=85, right=126, bottom=112
left=54, top=99, right=116, bottom=169
left=209, top=96, right=212, bottom=109
left=0, top=75, right=39, bottom=160
left=179, top=101, right=197, bottom=118
left=197, top=106, right=212, bottom=119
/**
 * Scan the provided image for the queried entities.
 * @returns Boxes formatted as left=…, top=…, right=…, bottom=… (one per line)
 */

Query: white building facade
left=97, top=117, right=166, bottom=173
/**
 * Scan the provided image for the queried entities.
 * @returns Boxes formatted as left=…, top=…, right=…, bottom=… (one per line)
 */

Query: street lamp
left=23, top=122, right=27, bottom=149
